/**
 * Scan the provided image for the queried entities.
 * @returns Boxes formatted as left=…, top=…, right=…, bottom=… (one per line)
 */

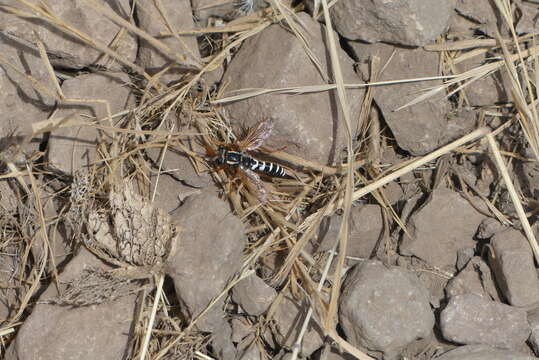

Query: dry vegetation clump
left=1, top=0, right=539, bottom=359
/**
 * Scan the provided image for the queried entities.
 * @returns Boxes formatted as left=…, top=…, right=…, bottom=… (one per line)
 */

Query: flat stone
left=264, top=292, right=324, bottom=357
left=0, top=0, right=137, bottom=69
left=311, top=204, right=383, bottom=259
left=400, top=188, right=485, bottom=271
left=339, top=260, right=434, bottom=359
left=222, top=12, right=364, bottom=165
left=166, top=190, right=245, bottom=332
left=515, top=2, right=539, bottom=35
left=330, top=0, right=456, bottom=46
left=351, top=42, right=459, bottom=155
left=146, top=146, right=213, bottom=189
left=47, top=72, right=135, bottom=175
left=450, top=0, right=500, bottom=38
left=310, top=347, right=355, bottom=360
left=135, top=0, right=201, bottom=82
left=489, top=230, right=539, bottom=307
left=445, top=257, right=499, bottom=302
left=231, top=317, right=253, bottom=344
left=476, top=218, right=506, bottom=240
left=434, top=344, right=536, bottom=360
left=236, top=340, right=261, bottom=360
left=440, top=294, right=530, bottom=350
left=417, top=270, right=449, bottom=308
left=211, top=321, right=236, bottom=360
left=5, top=249, right=136, bottom=360
left=231, top=274, right=276, bottom=316
left=0, top=33, right=56, bottom=154
left=528, top=307, right=539, bottom=356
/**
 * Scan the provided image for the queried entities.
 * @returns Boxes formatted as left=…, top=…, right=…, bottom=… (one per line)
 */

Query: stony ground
left=1, top=0, right=539, bottom=360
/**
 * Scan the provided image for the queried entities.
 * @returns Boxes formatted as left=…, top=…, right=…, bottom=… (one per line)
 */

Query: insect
left=213, top=118, right=286, bottom=201
left=215, top=146, right=286, bottom=177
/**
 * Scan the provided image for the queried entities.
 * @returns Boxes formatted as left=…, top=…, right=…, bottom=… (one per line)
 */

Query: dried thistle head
left=85, top=185, right=180, bottom=267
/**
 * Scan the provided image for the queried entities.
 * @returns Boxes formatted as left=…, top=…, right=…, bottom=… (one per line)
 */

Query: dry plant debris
left=1, top=0, right=539, bottom=359
left=50, top=267, right=146, bottom=306
left=85, top=184, right=179, bottom=267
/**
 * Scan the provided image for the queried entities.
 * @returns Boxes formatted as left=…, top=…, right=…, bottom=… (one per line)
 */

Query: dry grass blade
left=297, top=127, right=492, bottom=224
left=424, top=32, right=539, bottom=51
left=317, top=1, right=360, bottom=358
left=493, top=0, right=539, bottom=159
left=486, top=134, right=539, bottom=263
left=139, top=274, right=165, bottom=360
left=0, top=327, right=16, bottom=337
left=397, top=42, right=539, bottom=111
left=351, top=127, right=491, bottom=202
left=211, top=75, right=456, bottom=104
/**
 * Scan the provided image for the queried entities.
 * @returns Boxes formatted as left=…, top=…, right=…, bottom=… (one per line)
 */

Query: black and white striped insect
left=216, top=146, right=286, bottom=177
left=212, top=119, right=286, bottom=202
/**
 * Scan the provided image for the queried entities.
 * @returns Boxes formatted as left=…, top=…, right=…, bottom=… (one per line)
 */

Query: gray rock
left=5, top=249, right=136, bottom=360
left=0, top=34, right=55, bottom=155
left=166, top=190, right=245, bottom=331
left=351, top=42, right=458, bottom=156
left=515, top=2, right=539, bottom=35
left=136, top=0, right=201, bottom=82
left=445, top=257, right=499, bottom=301
left=449, top=0, right=502, bottom=38
left=440, top=294, right=530, bottom=350
left=528, top=307, right=539, bottom=356
left=434, top=344, right=536, bottom=360
left=476, top=218, right=506, bottom=240
left=417, top=270, right=449, bottom=309
left=273, top=349, right=298, bottom=360
left=231, top=317, right=253, bottom=344
left=310, top=347, right=355, bottom=360
left=400, top=188, right=485, bottom=271
left=149, top=173, right=186, bottom=214
left=489, top=230, right=539, bottom=307
left=47, top=72, right=135, bottom=175
left=146, top=145, right=213, bottom=189
left=264, top=293, right=324, bottom=357
left=518, top=152, right=539, bottom=200
left=311, top=204, right=383, bottom=259
left=192, top=0, right=236, bottom=23
left=211, top=321, right=237, bottom=360
left=330, top=0, right=456, bottom=46
left=236, top=339, right=261, bottom=360
left=231, top=274, right=276, bottom=316
left=222, top=12, right=364, bottom=165
left=0, top=0, right=137, bottom=70
left=339, top=260, right=434, bottom=359
left=456, top=248, right=475, bottom=271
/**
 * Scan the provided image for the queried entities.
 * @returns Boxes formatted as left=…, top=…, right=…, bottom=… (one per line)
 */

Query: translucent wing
left=237, top=118, right=274, bottom=151
left=243, top=169, right=268, bottom=203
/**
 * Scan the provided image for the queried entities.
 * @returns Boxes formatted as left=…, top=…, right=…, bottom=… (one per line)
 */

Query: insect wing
left=243, top=169, right=268, bottom=203
left=237, top=118, right=274, bottom=151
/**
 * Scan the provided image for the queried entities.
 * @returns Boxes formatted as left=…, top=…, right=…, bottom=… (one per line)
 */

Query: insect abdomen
left=250, top=159, right=286, bottom=177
